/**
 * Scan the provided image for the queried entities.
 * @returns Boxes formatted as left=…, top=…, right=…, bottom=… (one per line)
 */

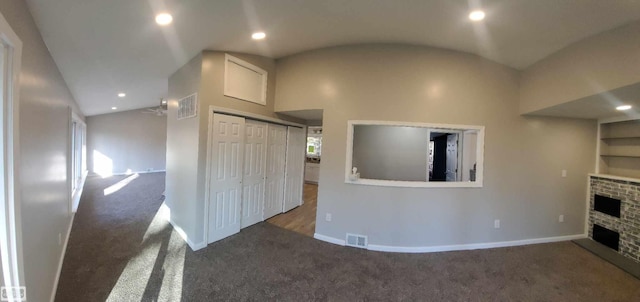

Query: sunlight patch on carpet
left=106, top=204, right=167, bottom=301
left=158, top=230, right=186, bottom=301
left=103, top=173, right=139, bottom=196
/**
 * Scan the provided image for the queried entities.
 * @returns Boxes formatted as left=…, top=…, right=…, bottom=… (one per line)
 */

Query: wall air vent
left=346, top=233, right=368, bottom=249
left=177, top=93, right=197, bottom=120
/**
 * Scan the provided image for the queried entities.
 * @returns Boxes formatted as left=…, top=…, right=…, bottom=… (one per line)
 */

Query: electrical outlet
left=494, top=219, right=500, bottom=229
left=58, top=233, right=62, bottom=245
left=561, top=170, right=567, bottom=178
left=559, top=215, right=564, bottom=223
left=325, top=213, right=332, bottom=222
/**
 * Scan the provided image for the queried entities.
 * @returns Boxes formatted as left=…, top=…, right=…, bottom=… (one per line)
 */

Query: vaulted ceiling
left=25, top=0, right=640, bottom=116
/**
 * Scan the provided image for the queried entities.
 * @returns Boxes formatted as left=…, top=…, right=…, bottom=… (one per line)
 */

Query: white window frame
left=0, top=10, right=24, bottom=299
left=69, top=111, right=86, bottom=212
left=345, top=120, right=485, bottom=188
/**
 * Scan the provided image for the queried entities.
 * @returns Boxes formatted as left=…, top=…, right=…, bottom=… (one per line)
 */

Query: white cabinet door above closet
left=264, top=124, right=287, bottom=220
left=241, top=120, right=267, bottom=229
left=208, top=114, right=245, bottom=243
left=283, top=126, right=305, bottom=212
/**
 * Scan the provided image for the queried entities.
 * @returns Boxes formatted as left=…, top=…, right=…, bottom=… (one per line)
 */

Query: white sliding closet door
left=283, top=126, right=306, bottom=212
left=208, top=114, right=245, bottom=243
left=241, top=120, right=267, bottom=228
left=264, top=124, right=287, bottom=220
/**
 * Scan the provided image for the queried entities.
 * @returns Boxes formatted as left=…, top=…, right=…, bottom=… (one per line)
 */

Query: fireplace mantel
left=589, top=173, right=640, bottom=184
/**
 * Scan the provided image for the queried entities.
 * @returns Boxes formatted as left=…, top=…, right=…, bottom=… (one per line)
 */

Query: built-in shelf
left=601, top=136, right=640, bottom=140
left=598, top=119, right=640, bottom=179
left=600, top=154, right=640, bottom=158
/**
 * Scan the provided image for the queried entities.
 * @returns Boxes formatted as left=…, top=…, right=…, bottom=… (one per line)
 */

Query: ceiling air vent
left=177, top=93, right=197, bottom=120
left=346, top=233, right=368, bottom=249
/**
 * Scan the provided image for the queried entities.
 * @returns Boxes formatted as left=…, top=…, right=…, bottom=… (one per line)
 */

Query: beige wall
left=192, top=52, right=279, bottom=243
left=275, top=44, right=597, bottom=247
left=86, top=109, right=166, bottom=174
left=200, top=51, right=278, bottom=118
left=0, top=0, right=83, bottom=301
left=520, top=21, right=640, bottom=114
left=166, top=51, right=282, bottom=246
left=166, top=54, right=202, bottom=243
left=352, top=125, right=429, bottom=181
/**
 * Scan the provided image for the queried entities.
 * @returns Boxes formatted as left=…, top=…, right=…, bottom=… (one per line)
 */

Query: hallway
left=267, top=184, right=318, bottom=237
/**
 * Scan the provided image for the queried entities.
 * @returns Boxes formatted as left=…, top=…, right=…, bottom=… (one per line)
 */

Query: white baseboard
left=160, top=202, right=206, bottom=251
left=314, top=233, right=346, bottom=246
left=188, top=240, right=206, bottom=251
left=50, top=214, right=75, bottom=302
left=314, top=233, right=587, bottom=253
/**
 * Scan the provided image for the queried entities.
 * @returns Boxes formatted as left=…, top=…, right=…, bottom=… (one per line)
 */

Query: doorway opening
left=266, top=110, right=322, bottom=237
left=429, top=131, right=461, bottom=182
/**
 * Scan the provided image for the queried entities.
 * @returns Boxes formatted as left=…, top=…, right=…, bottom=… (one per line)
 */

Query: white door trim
left=211, top=106, right=305, bottom=128
left=283, top=126, right=306, bottom=212
left=0, top=9, right=24, bottom=299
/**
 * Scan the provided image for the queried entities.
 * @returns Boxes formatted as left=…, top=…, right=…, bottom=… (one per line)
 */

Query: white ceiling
left=25, top=0, right=640, bottom=116
left=529, top=83, right=640, bottom=120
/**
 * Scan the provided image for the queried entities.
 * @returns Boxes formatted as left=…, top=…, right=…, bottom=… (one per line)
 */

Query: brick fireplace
left=589, top=174, right=640, bottom=264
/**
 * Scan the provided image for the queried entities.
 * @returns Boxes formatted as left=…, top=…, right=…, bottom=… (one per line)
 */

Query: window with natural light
left=0, top=10, right=23, bottom=302
left=71, top=116, right=86, bottom=194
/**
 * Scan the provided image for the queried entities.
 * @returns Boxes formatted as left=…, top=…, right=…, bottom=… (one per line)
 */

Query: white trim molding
left=71, top=171, right=88, bottom=213
left=167, top=218, right=206, bottom=251
left=211, top=106, right=305, bottom=128
left=314, top=233, right=587, bottom=253
left=314, top=233, right=346, bottom=246
left=0, top=8, right=24, bottom=299
left=161, top=203, right=206, bottom=251
left=589, top=173, right=640, bottom=184
left=223, top=54, right=268, bottom=105
left=50, top=215, right=75, bottom=302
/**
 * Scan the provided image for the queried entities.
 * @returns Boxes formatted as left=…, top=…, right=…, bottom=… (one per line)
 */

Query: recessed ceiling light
left=118, top=93, right=126, bottom=98
left=155, top=13, right=173, bottom=26
left=469, top=10, right=485, bottom=21
left=617, top=105, right=632, bottom=111
left=251, top=32, right=266, bottom=40
left=112, top=107, right=117, bottom=110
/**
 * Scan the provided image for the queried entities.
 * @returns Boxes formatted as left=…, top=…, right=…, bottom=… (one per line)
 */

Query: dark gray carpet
left=55, top=172, right=640, bottom=301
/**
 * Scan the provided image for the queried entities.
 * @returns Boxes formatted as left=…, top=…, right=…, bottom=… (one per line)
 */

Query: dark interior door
left=431, top=135, right=447, bottom=181
left=445, top=133, right=458, bottom=181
